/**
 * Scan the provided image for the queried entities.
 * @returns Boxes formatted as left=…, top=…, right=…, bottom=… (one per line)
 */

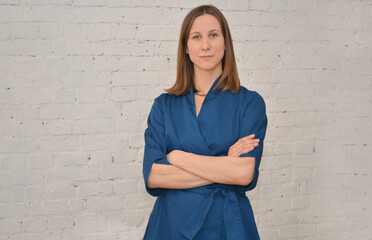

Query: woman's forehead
left=189, top=14, right=221, bottom=33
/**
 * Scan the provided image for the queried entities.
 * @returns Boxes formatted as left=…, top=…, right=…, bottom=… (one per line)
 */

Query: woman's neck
left=194, top=68, right=222, bottom=94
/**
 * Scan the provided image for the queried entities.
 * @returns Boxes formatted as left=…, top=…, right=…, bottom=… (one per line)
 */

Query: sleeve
left=236, top=92, right=268, bottom=192
left=142, top=94, right=171, bottom=197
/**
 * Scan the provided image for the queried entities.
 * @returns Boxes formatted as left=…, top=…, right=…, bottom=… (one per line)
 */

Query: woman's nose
left=201, top=38, right=210, bottom=51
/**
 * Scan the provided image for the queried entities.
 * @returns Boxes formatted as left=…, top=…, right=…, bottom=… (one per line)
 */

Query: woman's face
left=186, top=14, right=225, bottom=74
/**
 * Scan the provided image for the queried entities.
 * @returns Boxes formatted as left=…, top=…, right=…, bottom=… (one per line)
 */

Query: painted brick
left=0, top=1, right=371, bottom=239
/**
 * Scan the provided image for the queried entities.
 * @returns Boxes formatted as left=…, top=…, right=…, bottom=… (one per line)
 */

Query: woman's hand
left=228, top=134, right=260, bottom=157
left=166, top=150, right=183, bottom=164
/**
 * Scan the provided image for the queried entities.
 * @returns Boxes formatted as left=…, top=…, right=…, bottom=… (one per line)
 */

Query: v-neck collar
left=188, top=73, right=223, bottom=102
left=188, top=73, right=223, bottom=119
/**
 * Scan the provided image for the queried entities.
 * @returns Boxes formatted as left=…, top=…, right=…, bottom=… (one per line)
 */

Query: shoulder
left=153, top=92, right=178, bottom=103
left=151, top=92, right=181, bottom=110
left=155, top=91, right=184, bottom=99
left=238, top=86, right=266, bottom=108
left=149, top=93, right=168, bottom=117
left=153, top=92, right=167, bottom=104
left=154, top=91, right=187, bottom=105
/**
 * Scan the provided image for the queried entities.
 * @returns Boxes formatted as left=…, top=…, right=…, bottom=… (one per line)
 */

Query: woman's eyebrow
left=190, top=29, right=221, bottom=35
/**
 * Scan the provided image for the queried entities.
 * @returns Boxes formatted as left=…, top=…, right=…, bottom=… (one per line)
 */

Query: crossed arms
left=147, top=135, right=259, bottom=189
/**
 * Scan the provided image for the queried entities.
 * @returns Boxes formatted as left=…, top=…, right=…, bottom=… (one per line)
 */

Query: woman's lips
left=200, top=55, right=213, bottom=59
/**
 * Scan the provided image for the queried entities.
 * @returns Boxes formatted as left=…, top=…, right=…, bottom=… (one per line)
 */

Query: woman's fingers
left=239, top=134, right=259, bottom=144
left=238, top=134, right=255, bottom=142
left=228, top=134, right=260, bottom=156
left=230, top=134, right=260, bottom=156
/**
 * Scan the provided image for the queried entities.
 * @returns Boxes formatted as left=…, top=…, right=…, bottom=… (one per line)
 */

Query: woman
left=142, top=5, right=268, bottom=240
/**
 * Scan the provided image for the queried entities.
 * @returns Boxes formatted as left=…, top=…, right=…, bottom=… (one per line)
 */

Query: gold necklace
left=195, top=92, right=207, bottom=96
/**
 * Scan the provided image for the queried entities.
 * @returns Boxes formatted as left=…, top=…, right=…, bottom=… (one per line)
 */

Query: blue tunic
left=142, top=74, right=268, bottom=240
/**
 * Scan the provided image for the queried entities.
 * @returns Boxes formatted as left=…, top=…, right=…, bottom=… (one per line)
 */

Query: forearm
left=147, top=163, right=214, bottom=189
left=169, top=151, right=255, bottom=186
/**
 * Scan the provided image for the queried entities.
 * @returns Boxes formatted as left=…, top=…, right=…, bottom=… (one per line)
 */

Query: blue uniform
left=142, top=74, right=268, bottom=240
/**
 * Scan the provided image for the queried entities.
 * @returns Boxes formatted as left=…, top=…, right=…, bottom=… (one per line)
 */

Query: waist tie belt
left=179, top=187, right=246, bottom=240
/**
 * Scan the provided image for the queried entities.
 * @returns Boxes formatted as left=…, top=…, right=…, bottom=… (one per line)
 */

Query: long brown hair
left=165, top=5, right=240, bottom=95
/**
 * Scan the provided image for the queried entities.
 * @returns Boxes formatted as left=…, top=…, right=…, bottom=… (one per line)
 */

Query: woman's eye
left=192, top=35, right=200, bottom=39
left=211, top=33, right=217, bottom=38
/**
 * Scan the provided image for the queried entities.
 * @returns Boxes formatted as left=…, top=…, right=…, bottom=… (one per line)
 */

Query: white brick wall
left=0, top=0, right=371, bottom=239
